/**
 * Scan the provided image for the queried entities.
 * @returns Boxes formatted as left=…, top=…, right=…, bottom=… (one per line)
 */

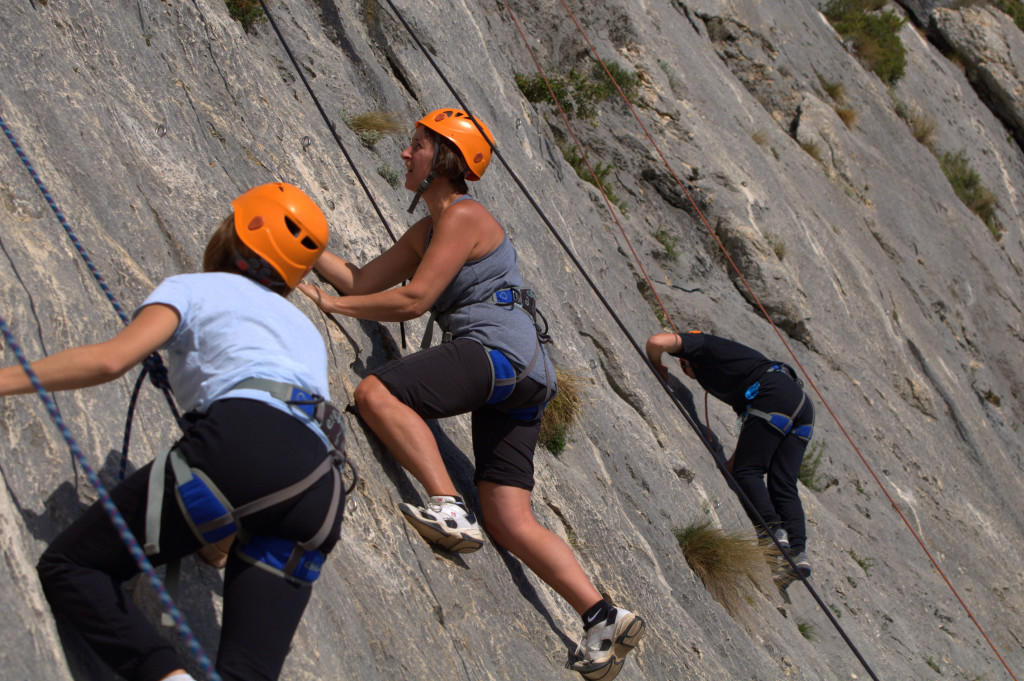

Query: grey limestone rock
left=2, top=0, right=1024, bottom=680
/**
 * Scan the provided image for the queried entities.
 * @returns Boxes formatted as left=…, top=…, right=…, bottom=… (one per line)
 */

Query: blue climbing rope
left=0, top=115, right=129, bottom=325
left=0, top=312, right=221, bottom=681
left=0, top=111, right=182, bottom=468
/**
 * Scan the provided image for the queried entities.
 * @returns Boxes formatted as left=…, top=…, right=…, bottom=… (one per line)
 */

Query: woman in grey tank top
left=299, top=108, right=644, bottom=680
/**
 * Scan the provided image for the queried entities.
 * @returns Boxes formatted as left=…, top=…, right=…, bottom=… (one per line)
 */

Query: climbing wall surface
left=2, top=0, right=1024, bottom=679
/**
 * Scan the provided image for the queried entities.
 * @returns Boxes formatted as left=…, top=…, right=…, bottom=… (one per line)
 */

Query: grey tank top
left=427, top=197, right=554, bottom=388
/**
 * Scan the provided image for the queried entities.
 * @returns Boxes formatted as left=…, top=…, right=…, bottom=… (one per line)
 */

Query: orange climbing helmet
left=231, top=183, right=328, bottom=289
left=415, top=108, right=493, bottom=181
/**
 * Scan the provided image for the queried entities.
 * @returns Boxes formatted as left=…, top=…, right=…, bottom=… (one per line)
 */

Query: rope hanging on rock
left=255, top=0, right=410, bottom=349
left=543, top=3, right=1019, bottom=679
left=371, top=0, right=886, bottom=676
left=0, top=112, right=182, bottom=456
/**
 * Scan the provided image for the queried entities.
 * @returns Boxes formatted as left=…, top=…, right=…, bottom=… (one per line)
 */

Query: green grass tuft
left=344, top=110, right=403, bottom=148
left=800, top=439, right=827, bottom=491
left=225, top=0, right=266, bottom=32
left=938, top=150, right=998, bottom=230
left=797, top=619, right=818, bottom=641
left=652, top=228, right=680, bottom=259
left=561, top=145, right=627, bottom=214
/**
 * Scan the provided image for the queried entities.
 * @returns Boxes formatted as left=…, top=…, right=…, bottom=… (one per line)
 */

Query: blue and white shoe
left=567, top=607, right=646, bottom=681
left=399, top=496, right=484, bottom=554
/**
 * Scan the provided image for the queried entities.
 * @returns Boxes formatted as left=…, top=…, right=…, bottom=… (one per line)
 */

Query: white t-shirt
left=136, top=272, right=329, bottom=443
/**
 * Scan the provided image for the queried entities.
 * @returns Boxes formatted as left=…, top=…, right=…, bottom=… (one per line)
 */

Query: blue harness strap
left=485, top=347, right=548, bottom=422
left=487, top=348, right=518, bottom=405
left=237, top=537, right=326, bottom=584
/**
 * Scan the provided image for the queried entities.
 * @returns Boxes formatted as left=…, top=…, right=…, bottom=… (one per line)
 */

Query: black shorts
left=372, top=338, right=549, bottom=490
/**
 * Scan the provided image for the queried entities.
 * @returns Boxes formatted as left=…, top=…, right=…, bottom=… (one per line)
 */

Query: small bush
left=893, top=97, right=936, bottom=145
left=658, top=59, right=683, bottom=97
left=800, top=439, right=827, bottom=491
left=540, top=367, right=585, bottom=455
left=515, top=60, right=640, bottom=121
left=982, top=389, right=1002, bottom=407
left=675, top=518, right=774, bottom=617
left=344, top=110, right=403, bottom=148
left=938, top=150, right=998, bottom=228
left=823, top=0, right=907, bottom=84
left=226, top=0, right=266, bottom=32
left=817, top=74, right=846, bottom=102
left=994, top=0, right=1024, bottom=32
left=592, top=61, right=642, bottom=101
left=377, top=163, right=401, bottom=188
left=800, top=141, right=823, bottom=161
left=835, top=106, right=857, bottom=128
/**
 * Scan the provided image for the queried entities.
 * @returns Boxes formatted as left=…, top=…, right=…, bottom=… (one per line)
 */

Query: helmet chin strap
left=407, top=134, right=441, bottom=214
left=406, top=170, right=436, bottom=213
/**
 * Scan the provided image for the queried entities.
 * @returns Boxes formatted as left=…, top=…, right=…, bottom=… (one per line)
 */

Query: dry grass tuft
left=835, top=106, right=857, bottom=128
left=675, top=518, right=775, bottom=617
left=539, top=367, right=585, bottom=455
left=344, top=110, right=403, bottom=147
left=800, top=141, right=823, bottom=162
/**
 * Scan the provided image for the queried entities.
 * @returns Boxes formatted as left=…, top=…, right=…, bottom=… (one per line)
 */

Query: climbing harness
left=744, top=392, right=814, bottom=441
left=420, top=286, right=554, bottom=419
left=742, top=365, right=813, bottom=440
left=144, top=378, right=356, bottom=589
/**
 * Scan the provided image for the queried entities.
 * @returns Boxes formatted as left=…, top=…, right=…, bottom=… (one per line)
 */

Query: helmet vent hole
left=285, top=216, right=316, bottom=250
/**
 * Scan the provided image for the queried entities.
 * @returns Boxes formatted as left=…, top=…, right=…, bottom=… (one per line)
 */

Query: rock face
left=2, top=1, right=1024, bottom=680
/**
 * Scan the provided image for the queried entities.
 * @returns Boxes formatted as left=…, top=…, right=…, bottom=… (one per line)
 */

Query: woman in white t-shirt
left=0, top=183, right=337, bottom=681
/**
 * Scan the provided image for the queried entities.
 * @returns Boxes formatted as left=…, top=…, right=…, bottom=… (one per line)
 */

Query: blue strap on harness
left=485, top=347, right=547, bottom=422
left=175, top=474, right=237, bottom=544
left=238, top=536, right=326, bottom=585
left=487, top=348, right=518, bottom=405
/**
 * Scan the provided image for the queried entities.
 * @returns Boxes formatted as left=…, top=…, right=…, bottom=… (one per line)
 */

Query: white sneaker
left=567, top=607, right=646, bottom=680
left=398, top=496, right=484, bottom=554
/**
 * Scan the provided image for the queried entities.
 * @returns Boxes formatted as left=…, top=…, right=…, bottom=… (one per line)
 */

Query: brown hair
left=430, top=133, right=470, bottom=194
left=202, top=214, right=289, bottom=294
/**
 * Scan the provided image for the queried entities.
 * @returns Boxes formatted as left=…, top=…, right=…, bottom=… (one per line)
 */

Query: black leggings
left=36, top=400, right=341, bottom=681
left=731, top=373, right=814, bottom=554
